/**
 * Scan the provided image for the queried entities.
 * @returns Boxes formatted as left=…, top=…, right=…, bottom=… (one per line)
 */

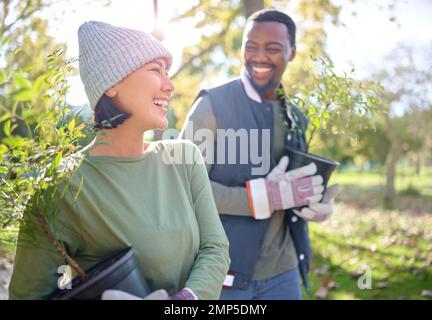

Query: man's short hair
left=247, top=9, right=296, bottom=49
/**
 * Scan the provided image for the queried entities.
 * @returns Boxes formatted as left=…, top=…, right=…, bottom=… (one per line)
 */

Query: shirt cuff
left=245, top=178, right=271, bottom=219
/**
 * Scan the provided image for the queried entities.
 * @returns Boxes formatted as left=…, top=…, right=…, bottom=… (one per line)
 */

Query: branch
left=33, top=211, right=88, bottom=282
left=171, top=8, right=240, bottom=80
left=169, top=0, right=203, bottom=23
left=0, top=0, right=48, bottom=35
left=306, top=126, right=316, bottom=153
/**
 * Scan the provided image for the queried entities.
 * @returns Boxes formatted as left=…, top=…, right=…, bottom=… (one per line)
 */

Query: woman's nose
left=162, top=74, right=175, bottom=94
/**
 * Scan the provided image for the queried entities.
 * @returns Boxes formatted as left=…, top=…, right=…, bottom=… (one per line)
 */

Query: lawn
left=304, top=167, right=432, bottom=299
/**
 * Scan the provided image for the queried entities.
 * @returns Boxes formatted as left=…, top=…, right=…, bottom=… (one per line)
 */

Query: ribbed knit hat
left=78, top=21, right=172, bottom=111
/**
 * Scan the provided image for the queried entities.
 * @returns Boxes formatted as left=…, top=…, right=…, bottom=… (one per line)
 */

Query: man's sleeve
left=179, top=95, right=253, bottom=217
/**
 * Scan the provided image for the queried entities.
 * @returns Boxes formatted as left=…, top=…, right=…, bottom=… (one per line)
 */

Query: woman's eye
left=151, top=68, right=161, bottom=74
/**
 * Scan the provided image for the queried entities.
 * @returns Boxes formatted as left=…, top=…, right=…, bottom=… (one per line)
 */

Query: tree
left=372, top=44, right=432, bottom=207
left=167, top=0, right=353, bottom=130
left=1, top=1, right=68, bottom=138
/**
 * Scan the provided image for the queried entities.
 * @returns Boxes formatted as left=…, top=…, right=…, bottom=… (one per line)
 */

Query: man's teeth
left=252, top=66, right=271, bottom=73
left=153, top=99, right=168, bottom=106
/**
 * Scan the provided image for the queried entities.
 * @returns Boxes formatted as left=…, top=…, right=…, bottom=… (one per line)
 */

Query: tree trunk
left=383, top=115, right=401, bottom=209
left=415, top=154, right=421, bottom=175
left=384, top=143, right=399, bottom=208
left=243, top=0, right=264, bottom=18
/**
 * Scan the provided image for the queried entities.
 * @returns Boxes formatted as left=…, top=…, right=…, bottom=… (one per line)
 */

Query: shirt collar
left=240, top=68, right=263, bottom=103
left=240, top=68, right=295, bottom=124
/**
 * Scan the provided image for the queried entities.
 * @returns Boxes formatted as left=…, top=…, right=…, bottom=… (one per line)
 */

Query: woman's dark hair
left=247, top=9, right=297, bottom=49
left=93, top=94, right=131, bottom=130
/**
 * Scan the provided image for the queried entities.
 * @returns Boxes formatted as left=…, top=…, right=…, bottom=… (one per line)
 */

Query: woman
left=9, top=21, right=230, bottom=300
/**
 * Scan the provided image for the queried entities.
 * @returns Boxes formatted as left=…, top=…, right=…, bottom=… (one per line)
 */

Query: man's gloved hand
left=101, top=287, right=198, bottom=300
left=246, top=156, right=324, bottom=220
left=293, top=184, right=342, bottom=222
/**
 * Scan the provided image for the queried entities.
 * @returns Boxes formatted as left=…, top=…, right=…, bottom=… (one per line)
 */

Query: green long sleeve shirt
left=9, top=140, right=230, bottom=300
left=179, top=95, right=298, bottom=281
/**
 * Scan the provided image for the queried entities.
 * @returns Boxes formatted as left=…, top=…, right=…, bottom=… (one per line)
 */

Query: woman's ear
left=105, top=86, right=117, bottom=98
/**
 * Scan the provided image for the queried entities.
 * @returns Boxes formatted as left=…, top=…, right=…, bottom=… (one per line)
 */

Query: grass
left=304, top=167, right=432, bottom=300
left=0, top=225, right=18, bottom=257
left=330, top=166, right=432, bottom=197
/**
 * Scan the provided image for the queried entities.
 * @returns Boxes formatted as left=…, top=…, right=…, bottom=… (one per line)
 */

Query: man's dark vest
left=197, top=79, right=311, bottom=292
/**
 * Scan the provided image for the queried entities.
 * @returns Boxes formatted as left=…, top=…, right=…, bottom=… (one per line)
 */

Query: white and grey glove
left=101, top=287, right=198, bottom=300
left=101, top=289, right=169, bottom=300
left=293, top=184, right=342, bottom=222
left=246, top=156, right=324, bottom=220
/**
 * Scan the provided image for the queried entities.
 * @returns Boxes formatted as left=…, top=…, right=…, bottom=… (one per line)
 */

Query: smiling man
left=179, top=9, right=340, bottom=300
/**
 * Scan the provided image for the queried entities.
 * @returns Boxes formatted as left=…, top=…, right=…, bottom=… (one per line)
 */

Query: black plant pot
left=284, top=145, right=340, bottom=186
left=49, top=247, right=150, bottom=300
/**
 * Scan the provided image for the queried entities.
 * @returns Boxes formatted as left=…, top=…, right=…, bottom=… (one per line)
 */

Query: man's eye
left=267, top=48, right=281, bottom=53
left=151, top=68, right=161, bottom=74
left=245, top=46, right=257, bottom=51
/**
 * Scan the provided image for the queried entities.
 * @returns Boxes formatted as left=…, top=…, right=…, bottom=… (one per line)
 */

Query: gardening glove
left=246, top=156, right=324, bottom=220
left=170, top=288, right=198, bottom=300
left=101, top=287, right=198, bottom=300
left=101, top=289, right=169, bottom=300
left=293, top=184, right=342, bottom=222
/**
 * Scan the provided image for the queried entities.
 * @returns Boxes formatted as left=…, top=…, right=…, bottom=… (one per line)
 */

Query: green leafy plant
left=0, top=38, right=92, bottom=281
left=279, top=53, right=383, bottom=153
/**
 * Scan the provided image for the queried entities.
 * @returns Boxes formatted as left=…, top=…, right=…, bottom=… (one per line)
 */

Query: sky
left=40, top=0, right=432, bottom=109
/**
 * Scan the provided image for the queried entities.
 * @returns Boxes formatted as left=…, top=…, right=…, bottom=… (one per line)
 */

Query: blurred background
left=1, top=0, right=431, bottom=299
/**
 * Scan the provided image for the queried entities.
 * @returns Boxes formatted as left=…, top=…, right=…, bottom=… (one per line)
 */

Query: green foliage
left=280, top=55, right=384, bottom=151
left=307, top=206, right=432, bottom=299
left=400, top=185, right=422, bottom=197
left=0, top=39, right=90, bottom=249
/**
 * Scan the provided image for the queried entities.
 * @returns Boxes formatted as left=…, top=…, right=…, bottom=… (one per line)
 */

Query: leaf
left=0, top=113, right=11, bottom=123
left=421, top=290, right=432, bottom=298
left=52, top=151, right=63, bottom=169
left=376, top=281, right=388, bottom=289
left=3, top=120, right=11, bottom=136
left=0, top=69, right=6, bottom=84
left=33, top=74, right=47, bottom=92
left=13, top=89, right=33, bottom=102
left=315, top=287, right=329, bottom=299
left=313, top=263, right=330, bottom=275
left=2, top=36, right=12, bottom=47
left=13, top=73, right=32, bottom=90
left=68, top=118, right=76, bottom=133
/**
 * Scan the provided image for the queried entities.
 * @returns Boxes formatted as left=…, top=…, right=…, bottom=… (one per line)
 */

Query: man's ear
left=105, top=86, right=117, bottom=98
left=289, top=47, right=296, bottom=62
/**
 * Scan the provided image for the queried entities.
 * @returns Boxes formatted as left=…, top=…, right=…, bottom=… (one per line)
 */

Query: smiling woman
left=8, top=21, right=230, bottom=300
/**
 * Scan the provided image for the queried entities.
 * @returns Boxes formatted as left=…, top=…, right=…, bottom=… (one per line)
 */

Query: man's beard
left=245, top=62, right=278, bottom=94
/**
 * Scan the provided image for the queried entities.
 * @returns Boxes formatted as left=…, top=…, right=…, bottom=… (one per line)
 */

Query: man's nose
left=252, top=47, right=270, bottom=63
